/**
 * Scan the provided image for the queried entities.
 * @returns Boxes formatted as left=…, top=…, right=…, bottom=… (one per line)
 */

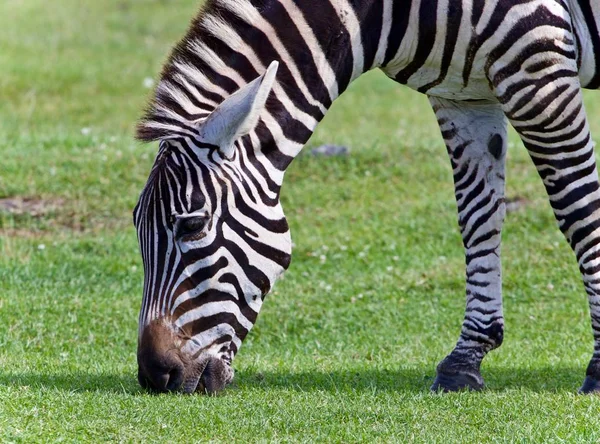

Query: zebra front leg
left=429, top=97, right=508, bottom=392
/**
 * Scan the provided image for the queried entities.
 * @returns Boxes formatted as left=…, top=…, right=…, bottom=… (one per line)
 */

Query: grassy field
left=2, top=0, right=600, bottom=441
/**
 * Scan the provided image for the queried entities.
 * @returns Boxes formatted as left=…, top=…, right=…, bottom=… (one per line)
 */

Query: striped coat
left=134, top=0, right=600, bottom=394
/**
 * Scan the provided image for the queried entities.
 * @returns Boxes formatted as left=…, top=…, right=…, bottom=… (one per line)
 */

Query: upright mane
left=136, top=0, right=249, bottom=142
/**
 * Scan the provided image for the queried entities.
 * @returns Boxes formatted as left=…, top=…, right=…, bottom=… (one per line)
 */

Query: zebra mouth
left=181, top=356, right=234, bottom=394
left=137, top=319, right=235, bottom=394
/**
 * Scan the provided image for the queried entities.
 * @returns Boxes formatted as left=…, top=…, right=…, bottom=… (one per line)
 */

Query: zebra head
left=134, top=62, right=292, bottom=393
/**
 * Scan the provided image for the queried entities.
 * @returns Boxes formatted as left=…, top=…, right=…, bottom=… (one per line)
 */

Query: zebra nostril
left=139, top=361, right=185, bottom=392
left=165, top=367, right=184, bottom=391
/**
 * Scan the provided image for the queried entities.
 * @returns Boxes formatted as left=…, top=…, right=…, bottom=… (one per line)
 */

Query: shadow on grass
left=0, top=366, right=588, bottom=394
left=234, top=365, right=587, bottom=394
left=0, top=372, right=142, bottom=394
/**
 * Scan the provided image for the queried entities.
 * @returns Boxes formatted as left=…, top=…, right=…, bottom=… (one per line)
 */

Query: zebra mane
left=136, top=0, right=248, bottom=143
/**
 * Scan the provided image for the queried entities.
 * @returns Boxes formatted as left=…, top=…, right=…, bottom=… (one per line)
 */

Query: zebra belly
left=406, top=70, right=496, bottom=101
left=381, top=63, right=496, bottom=102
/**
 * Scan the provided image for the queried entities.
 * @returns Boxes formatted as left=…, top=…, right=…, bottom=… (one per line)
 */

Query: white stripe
left=330, top=0, right=364, bottom=80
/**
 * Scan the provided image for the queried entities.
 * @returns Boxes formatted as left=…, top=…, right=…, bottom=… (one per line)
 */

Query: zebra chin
left=137, top=318, right=234, bottom=394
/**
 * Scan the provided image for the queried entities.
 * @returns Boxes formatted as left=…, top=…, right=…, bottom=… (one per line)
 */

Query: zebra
left=134, top=0, right=600, bottom=394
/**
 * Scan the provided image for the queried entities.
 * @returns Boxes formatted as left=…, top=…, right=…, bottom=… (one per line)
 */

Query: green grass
left=2, top=0, right=600, bottom=441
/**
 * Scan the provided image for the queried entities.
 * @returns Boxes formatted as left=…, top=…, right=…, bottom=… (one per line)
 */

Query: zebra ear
left=200, top=61, right=278, bottom=160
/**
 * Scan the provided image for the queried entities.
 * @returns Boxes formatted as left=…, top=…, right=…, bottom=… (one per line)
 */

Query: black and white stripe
left=134, top=0, right=600, bottom=393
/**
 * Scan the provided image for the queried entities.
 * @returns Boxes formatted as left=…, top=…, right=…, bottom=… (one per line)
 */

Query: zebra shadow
left=0, top=372, right=142, bottom=394
left=0, top=366, right=586, bottom=394
left=233, top=366, right=587, bottom=394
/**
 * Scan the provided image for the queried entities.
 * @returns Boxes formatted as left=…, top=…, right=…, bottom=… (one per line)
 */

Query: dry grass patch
left=0, top=197, right=64, bottom=217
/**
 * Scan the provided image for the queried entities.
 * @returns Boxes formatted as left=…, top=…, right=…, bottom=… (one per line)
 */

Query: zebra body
left=134, top=0, right=600, bottom=393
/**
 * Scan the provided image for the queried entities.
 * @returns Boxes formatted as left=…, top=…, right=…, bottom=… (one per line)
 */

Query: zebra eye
left=176, top=215, right=209, bottom=240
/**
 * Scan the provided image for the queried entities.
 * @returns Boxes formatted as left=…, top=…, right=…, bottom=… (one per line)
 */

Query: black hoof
left=579, top=376, right=600, bottom=394
left=431, top=370, right=484, bottom=392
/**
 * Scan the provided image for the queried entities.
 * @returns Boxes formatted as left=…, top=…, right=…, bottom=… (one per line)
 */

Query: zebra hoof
left=430, top=370, right=484, bottom=392
left=579, top=376, right=600, bottom=394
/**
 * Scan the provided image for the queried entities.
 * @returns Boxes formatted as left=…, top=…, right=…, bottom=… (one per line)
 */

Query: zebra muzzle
left=137, top=350, right=185, bottom=392
left=137, top=319, right=234, bottom=394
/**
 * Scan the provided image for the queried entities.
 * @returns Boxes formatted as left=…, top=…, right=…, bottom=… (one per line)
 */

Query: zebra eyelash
left=171, top=211, right=211, bottom=240
left=169, top=210, right=208, bottom=223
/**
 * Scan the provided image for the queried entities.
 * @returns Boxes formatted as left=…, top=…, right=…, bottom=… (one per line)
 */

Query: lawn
left=2, top=0, right=600, bottom=441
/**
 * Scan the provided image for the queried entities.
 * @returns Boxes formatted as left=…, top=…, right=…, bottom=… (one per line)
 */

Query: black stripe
left=419, top=0, right=463, bottom=92
left=291, top=0, right=354, bottom=93
left=357, top=0, right=383, bottom=70
left=383, top=0, right=411, bottom=66
left=395, top=0, right=438, bottom=84
left=260, top=1, right=332, bottom=108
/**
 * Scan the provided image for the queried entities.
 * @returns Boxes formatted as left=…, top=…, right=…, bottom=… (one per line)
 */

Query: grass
left=2, top=0, right=600, bottom=441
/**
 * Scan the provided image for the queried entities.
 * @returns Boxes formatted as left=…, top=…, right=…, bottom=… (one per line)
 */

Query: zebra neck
left=138, top=0, right=402, bottom=171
